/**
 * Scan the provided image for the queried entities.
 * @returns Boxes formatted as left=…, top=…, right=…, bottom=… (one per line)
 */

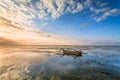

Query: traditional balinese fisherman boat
left=60, top=48, right=82, bottom=56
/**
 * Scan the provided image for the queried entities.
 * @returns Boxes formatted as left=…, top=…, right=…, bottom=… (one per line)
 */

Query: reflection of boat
left=60, top=48, right=82, bottom=56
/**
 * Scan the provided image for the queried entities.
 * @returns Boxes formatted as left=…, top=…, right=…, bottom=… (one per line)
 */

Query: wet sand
left=0, top=45, right=120, bottom=80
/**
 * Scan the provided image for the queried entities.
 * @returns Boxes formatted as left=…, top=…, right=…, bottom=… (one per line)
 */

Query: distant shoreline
left=1, top=44, right=120, bottom=49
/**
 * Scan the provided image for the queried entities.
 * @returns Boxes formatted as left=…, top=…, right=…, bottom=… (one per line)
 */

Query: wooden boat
left=61, top=48, right=82, bottom=56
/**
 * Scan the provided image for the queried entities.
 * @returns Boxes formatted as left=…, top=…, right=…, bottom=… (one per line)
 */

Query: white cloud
left=0, top=0, right=35, bottom=28
left=96, top=1, right=109, bottom=7
left=0, top=0, right=84, bottom=28
left=96, top=9, right=120, bottom=22
left=90, top=7, right=110, bottom=14
left=36, top=0, right=83, bottom=19
left=0, top=0, right=120, bottom=28
left=83, top=0, right=120, bottom=22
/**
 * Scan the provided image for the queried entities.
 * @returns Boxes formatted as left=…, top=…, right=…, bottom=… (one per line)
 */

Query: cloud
left=0, top=37, right=19, bottom=45
left=0, top=18, right=72, bottom=45
left=0, top=17, right=25, bottom=30
left=80, top=23, right=89, bottom=27
left=95, top=9, right=120, bottom=22
left=35, top=0, right=83, bottom=19
left=75, top=39, right=120, bottom=45
left=0, top=0, right=120, bottom=29
left=0, top=0, right=84, bottom=28
left=0, top=0, right=35, bottom=28
left=87, top=0, right=120, bottom=22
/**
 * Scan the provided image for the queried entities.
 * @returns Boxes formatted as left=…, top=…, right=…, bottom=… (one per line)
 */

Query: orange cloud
left=0, top=18, right=72, bottom=45
left=0, top=37, right=20, bottom=45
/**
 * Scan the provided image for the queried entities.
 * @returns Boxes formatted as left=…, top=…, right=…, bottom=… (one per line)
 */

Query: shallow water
left=0, top=45, right=120, bottom=80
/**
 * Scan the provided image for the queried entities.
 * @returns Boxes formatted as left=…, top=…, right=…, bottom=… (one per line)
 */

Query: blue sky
left=37, top=0, right=120, bottom=44
left=43, top=12, right=120, bottom=41
left=0, top=0, right=120, bottom=45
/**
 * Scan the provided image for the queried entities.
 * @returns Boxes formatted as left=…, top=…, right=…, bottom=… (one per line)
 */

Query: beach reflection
left=0, top=46, right=57, bottom=80
left=0, top=45, right=120, bottom=80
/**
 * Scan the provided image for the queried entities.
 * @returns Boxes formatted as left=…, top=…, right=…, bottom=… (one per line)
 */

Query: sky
left=0, top=0, right=120, bottom=45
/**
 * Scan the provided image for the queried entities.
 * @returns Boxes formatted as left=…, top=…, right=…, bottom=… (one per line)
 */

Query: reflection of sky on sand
left=0, top=47, right=55, bottom=66
left=0, top=46, right=57, bottom=80
left=0, top=46, right=120, bottom=80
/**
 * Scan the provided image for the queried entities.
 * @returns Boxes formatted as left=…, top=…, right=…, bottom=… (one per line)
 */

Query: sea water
left=0, top=45, right=120, bottom=80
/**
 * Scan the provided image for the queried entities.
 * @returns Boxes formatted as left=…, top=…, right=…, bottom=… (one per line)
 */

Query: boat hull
left=62, top=50, right=82, bottom=56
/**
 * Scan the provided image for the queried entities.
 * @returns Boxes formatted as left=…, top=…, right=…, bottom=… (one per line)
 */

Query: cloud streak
left=95, top=9, right=120, bottom=22
left=0, top=37, right=20, bottom=45
left=0, top=18, right=72, bottom=45
left=87, top=0, right=120, bottom=22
